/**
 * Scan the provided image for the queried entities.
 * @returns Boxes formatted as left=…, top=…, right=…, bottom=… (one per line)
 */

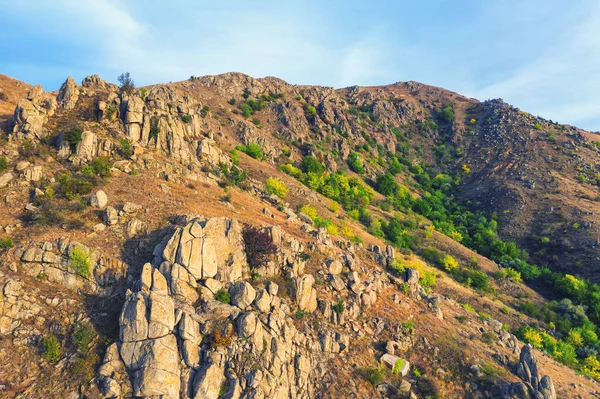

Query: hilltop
left=0, top=72, right=599, bottom=398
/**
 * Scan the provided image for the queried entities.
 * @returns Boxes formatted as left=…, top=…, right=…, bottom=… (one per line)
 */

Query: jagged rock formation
left=99, top=216, right=362, bottom=398
left=498, top=345, right=556, bottom=399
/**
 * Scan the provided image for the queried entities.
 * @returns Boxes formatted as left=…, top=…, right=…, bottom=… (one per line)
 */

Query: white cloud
left=470, top=2, right=600, bottom=129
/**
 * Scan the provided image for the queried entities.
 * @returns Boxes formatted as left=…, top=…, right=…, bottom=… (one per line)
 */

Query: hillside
left=0, top=73, right=599, bottom=398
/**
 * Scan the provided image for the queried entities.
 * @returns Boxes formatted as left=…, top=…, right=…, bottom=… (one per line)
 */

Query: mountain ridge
left=0, top=72, right=600, bottom=398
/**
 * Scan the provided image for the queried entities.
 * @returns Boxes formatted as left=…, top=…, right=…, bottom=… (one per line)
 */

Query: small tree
left=265, top=177, right=288, bottom=199
left=242, top=225, right=277, bottom=269
left=118, top=72, right=135, bottom=94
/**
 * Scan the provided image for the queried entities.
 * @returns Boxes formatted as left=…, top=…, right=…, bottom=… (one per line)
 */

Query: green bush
left=377, top=173, right=399, bottom=196
left=214, top=289, right=231, bottom=304
left=300, top=156, right=325, bottom=174
left=441, top=254, right=459, bottom=272
left=333, top=302, right=345, bottom=314
left=0, top=237, right=13, bottom=249
left=56, top=173, right=96, bottom=200
left=363, top=367, right=383, bottom=386
left=240, top=103, right=253, bottom=118
left=230, top=149, right=240, bottom=165
left=265, top=177, right=288, bottom=199
left=81, top=157, right=111, bottom=178
left=119, top=138, right=133, bottom=158
left=42, top=335, right=61, bottom=363
left=236, top=143, right=264, bottom=159
left=393, top=358, right=405, bottom=374
left=218, top=163, right=248, bottom=188
left=106, top=105, right=117, bottom=120
left=73, top=323, right=95, bottom=352
left=306, top=105, right=317, bottom=116
left=200, top=105, right=209, bottom=118
left=0, top=156, right=7, bottom=172
left=279, top=163, right=302, bottom=178
left=438, top=104, right=455, bottom=124
left=347, top=152, right=365, bottom=174
left=295, top=308, right=307, bottom=319
left=70, top=246, right=92, bottom=278
left=181, top=115, right=192, bottom=123
left=65, top=126, right=84, bottom=151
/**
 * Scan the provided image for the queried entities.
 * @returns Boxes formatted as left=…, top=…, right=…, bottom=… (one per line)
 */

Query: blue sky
left=1, top=0, right=599, bottom=131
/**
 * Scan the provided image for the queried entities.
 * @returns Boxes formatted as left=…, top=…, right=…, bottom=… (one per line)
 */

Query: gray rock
left=104, top=206, right=118, bottom=225
left=230, top=281, right=256, bottom=310
left=90, top=190, right=108, bottom=208
left=0, top=172, right=14, bottom=188
left=192, top=358, right=224, bottom=399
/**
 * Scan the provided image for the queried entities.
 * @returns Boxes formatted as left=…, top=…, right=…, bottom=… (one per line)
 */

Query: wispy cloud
left=2, top=0, right=600, bottom=130
left=471, top=2, right=600, bottom=128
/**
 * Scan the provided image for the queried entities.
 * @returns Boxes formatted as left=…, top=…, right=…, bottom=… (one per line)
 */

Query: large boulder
left=56, top=76, right=80, bottom=109
left=292, top=274, right=317, bottom=312
left=230, top=281, right=256, bottom=310
left=90, top=190, right=108, bottom=208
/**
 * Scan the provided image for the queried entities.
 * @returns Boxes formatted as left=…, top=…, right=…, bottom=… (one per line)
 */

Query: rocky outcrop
left=14, top=239, right=126, bottom=293
left=11, top=85, right=57, bottom=139
left=56, top=76, right=80, bottom=109
left=498, top=345, right=556, bottom=399
left=100, top=216, right=370, bottom=399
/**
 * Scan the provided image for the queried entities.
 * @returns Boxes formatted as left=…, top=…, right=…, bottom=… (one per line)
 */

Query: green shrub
left=228, top=98, right=236, bottom=105
left=419, top=270, right=437, bottom=288
left=240, top=103, right=253, bottom=118
left=363, top=367, right=383, bottom=386
left=106, top=105, right=116, bottom=120
left=70, top=246, right=92, bottom=278
left=181, top=115, right=192, bottom=123
left=81, top=157, right=111, bottom=178
left=462, top=303, right=475, bottom=312
left=236, top=143, right=264, bottom=159
left=438, top=104, right=455, bottom=123
left=65, top=126, right=83, bottom=151
left=56, top=173, right=96, bottom=200
left=119, top=138, right=133, bottom=158
left=333, top=302, right=345, bottom=314
left=139, top=87, right=147, bottom=99
left=214, top=289, right=231, bottom=304
left=295, top=308, right=307, bottom=319
left=306, top=105, right=317, bottom=116
left=230, top=149, right=240, bottom=165
left=393, top=358, right=405, bottom=374
left=377, top=173, right=399, bottom=196
left=280, top=163, right=302, bottom=178
left=0, top=237, right=13, bottom=249
left=441, top=254, right=459, bottom=272
left=348, top=152, right=365, bottom=174
left=300, top=156, right=325, bottom=174
left=200, top=105, right=209, bottom=118
left=265, top=177, right=288, bottom=199
left=0, top=156, right=7, bottom=172
left=73, top=323, right=95, bottom=352
left=42, top=335, right=61, bottom=363
left=217, top=163, right=248, bottom=188
left=413, top=365, right=422, bottom=378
